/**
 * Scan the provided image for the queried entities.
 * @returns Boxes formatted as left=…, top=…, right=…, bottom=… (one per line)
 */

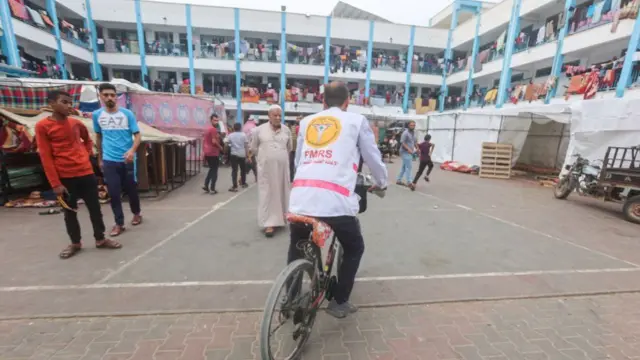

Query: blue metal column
left=234, top=8, right=242, bottom=123
left=364, top=20, right=374, bottom=103
left=402, top=25, right=416, bottom=113
left=616, top=12, right=640, bottom=97
left=439, top=4, right=459, bottom=112
left=185, top=4, right=195, bottom=95
left=464, top=11, right=481, bottom=109
left=46, top=0, right=67, bottom=79
left=324, top=16, right=331, bottom=84
left=134, top=0, right=148, bottom=88
left=495, top=0, right=522, bottom=108
left=84, top=0, right=102, bottom=80
left=545, top=0, right=575, bottom=103
left=0, top=0, right=21, bottom=67
left=280, top=10, right=287, bottom=122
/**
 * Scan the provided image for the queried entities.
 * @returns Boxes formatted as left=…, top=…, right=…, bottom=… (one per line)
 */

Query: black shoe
left=229, top=187, right=238, bottom=192
left=241, top=183, right=248, bottom=188
left=202, top=186, right=209, bottom=193
left=210, top=189, right=218, bottom=195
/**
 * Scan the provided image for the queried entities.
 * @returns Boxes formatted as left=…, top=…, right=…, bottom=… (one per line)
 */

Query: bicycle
left=259, top=173, right=385, bottom=360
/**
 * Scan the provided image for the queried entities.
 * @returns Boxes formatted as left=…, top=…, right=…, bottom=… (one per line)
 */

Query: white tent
left=424, top=104, right=571, bottom=168
left=562, top=98, right=640, bottom=171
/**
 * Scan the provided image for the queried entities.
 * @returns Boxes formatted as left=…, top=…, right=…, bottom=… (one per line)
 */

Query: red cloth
left=202, top=126, right=220, bottom=157
left=583, top=72, right=600, bottom=100
left=35, top=117, right=94, bottom=188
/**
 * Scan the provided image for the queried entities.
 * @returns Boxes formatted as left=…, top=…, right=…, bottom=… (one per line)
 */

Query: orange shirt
left=35, top=116, right=94, bottom=188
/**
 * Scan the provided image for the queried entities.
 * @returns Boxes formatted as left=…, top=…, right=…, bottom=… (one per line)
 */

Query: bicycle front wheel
left=260, top=259, right=318, bottom=360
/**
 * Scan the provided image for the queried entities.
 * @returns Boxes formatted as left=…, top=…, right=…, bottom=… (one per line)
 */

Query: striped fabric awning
left=0, top=85, right=83, bottom=111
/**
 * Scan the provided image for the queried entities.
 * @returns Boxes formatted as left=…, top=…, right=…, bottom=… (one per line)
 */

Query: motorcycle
left=554, top=154, right=602, bottom=199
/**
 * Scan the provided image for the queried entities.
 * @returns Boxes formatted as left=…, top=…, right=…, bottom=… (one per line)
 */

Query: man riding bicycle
left=288, top=82, right=388, bottom=318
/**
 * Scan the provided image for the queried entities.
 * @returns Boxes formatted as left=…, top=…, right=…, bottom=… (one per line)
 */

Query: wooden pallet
left=479, top=142, right=513, bottom=179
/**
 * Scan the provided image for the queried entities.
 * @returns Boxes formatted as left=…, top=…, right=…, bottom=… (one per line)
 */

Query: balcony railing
left=98, top=39, right=141, bottom=54
left=12, top=12, right=91, bottom=49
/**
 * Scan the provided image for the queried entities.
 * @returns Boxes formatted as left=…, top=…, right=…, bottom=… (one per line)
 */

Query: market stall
left=0, top=107, right=197, bottom=204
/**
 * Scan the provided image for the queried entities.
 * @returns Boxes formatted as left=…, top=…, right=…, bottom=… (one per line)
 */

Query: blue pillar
left=495, top=0, right=522, bottom=108
left=402, top=26, right=416, bottom=113
left=616, top=12, right=640, bottom=97
left=46, top=0, right=67, bottom=79
left=280, top=10, right=287, bottom=122
left=324, top=16, right=331, bottom=84
left=439, top=5, right=459, bottom=112
left=0, top=0, right=21, bottom=67
left=464, top=12, right=481, bottom=109
left=546, top=0, right=575, bottom=103
left=185, top=4, right=195, bottom=95
left=134, top=0, right=148, bottom=88
left=84, top=0, right=102, bottom=80
left=234, top=8, right=242, bottom=123
left=364, top=20, right=374, bottom=103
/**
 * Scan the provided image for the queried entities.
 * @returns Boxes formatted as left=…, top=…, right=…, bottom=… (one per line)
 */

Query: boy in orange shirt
left=35, top=90, right=122, bottom=259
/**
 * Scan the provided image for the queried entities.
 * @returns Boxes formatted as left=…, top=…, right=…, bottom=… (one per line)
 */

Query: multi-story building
left=2, top=0, right=639, bottom=116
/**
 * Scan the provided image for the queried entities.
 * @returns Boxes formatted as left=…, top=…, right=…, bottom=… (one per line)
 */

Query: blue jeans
left=103, top=160, right=141, bottom=226
left=396, top=153, right=413, bottom=183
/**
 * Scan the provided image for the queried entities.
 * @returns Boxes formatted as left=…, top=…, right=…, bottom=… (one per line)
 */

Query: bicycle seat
left=286, top=213, right=333, bottom=247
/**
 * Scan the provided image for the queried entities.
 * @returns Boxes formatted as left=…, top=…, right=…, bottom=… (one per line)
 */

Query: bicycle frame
left=301, top=233, right=340, bottom=311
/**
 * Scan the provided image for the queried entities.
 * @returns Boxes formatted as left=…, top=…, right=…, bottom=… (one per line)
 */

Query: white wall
left=13, top=21, right=58, bottom=51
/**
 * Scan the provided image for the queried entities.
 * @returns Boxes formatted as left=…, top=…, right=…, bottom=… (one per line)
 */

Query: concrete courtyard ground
left=1, top=160, right=640, bottom=359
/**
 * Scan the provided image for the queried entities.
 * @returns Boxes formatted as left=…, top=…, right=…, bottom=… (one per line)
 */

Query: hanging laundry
left=9, top=0, right=29, bottom=20
left=496, top=30, right=507, bottom=52
left=536, top=27, right=545, bottom=44
left=592, top=1, right=605, bottom=23
left=26, top=6, right=45, bottom=27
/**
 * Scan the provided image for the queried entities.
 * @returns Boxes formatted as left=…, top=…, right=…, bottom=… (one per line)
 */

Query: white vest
left=289, top=108, right=364, bottom=217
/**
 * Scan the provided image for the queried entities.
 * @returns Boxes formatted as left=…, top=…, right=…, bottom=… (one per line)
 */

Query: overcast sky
left=149, top=0, right=501, bottom=26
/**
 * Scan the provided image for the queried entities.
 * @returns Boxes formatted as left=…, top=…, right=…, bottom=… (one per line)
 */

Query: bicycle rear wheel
left=260, top=259, right=318, bottom=360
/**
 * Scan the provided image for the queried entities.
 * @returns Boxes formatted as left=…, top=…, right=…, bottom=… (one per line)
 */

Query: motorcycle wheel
left=622, top=195, right=640, bottom=224
left=554, top=177, right=575, bottom=199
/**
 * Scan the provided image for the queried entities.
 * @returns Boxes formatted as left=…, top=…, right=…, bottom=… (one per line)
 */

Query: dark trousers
left=60, top=174, right=105, bottom=244
left=230, top=155, right=247, bottom=188
left=204, top=155, right=220, bottom=190
left=288, top=216, right=364, bottom=304
left=103, top=160, right=141, bottom=226
left=413, top=158, right=434, bottom=184
left=246, top=155, right=257, bottom=179
left=289, top=151, right=296, bottom=182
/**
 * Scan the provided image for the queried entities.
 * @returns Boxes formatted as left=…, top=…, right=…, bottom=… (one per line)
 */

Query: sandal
left=265, top=227, right=275, bottom=238
left=59, top=244, right=82, bottom=259
left=229, top=187, right=238, bottom=192
left=96, top=239, right=122, bottom=249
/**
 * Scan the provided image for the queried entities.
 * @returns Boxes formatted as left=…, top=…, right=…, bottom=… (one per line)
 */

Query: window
left=535, top=67, right=552, bottom=78
left=511, top=73, right=524, bottom=82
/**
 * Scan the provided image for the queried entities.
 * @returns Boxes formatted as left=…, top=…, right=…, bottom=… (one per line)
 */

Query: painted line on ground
left=96, top=185, right=255, bottom=284
left=3, top=267, right=640, bottom=292
left=401, top=185, right=640, bottom=268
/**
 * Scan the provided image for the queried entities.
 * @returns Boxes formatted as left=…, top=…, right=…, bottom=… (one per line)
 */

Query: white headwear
left=268, top=104, right=282, bottom=113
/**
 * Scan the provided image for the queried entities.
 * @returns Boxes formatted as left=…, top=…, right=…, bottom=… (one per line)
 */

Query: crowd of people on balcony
left=8, top=0, right=91, bottom=49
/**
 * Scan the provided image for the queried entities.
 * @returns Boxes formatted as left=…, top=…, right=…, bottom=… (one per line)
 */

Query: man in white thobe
left=250, top=105, right=292, bottom=237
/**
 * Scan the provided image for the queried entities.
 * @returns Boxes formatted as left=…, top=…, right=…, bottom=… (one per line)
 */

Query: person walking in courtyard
left=243, top=115, right=258, bottom=181
left=202, top=113, right=222, bottom=194
left=251, top=105, right=292, bottom=237
left=94, top=83, right=143, bottom=237
left=396, top=121, right=418, bottom=188
left=227, top=122, right=250, bottom=192
left=36, top=90, right=121, bottom=259
left=411, top=134, right=435, bottom=189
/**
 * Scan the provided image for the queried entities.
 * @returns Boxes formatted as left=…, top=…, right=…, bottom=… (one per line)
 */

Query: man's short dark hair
left=98, top=83, right=117, bottom=93
left=210, top=113, right=219, bottom=120
left=47, top=90, right=71, bottom=102
left=424, top=134, right=432, bottom=141
left=324, top=82, right=349, bottom=108
left=233, top=122, right=241, bottom=131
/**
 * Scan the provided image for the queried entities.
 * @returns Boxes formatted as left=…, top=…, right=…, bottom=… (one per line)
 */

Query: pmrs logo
left=305, top=116, right=342, bottom=149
